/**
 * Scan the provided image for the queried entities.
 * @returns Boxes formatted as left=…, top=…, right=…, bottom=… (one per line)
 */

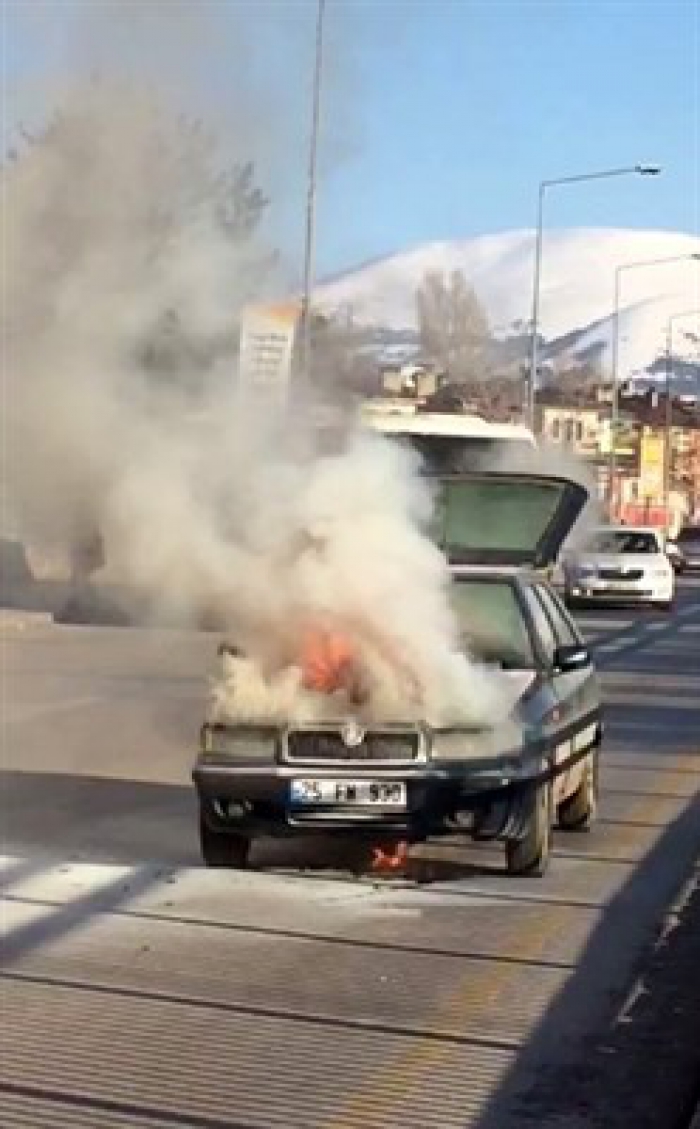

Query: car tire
left=557, top=749, right=599, bottom=831
left=505, top=778, right=552, bottom=877
left=199, top=810, right=250, bottom=869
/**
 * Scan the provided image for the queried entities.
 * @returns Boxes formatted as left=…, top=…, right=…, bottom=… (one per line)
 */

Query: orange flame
left=370, top=841, right=410, bottom=872
left=299, top=628, right=356, bottom=694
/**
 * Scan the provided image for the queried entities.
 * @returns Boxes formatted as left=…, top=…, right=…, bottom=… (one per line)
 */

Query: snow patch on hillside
left=316, top=227, right=700, bottom=381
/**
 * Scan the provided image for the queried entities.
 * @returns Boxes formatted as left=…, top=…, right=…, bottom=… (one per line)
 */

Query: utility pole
left=299, top=0, right=326, bottom=389
left=608, top=253, right=698, bottom=510
left=663, top=307, right=700, bottom=520
left=527, top=164, right=660, bottom=434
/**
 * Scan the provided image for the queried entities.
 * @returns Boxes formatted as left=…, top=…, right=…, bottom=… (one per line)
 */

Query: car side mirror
left=554, top=644, right=590, bottom=673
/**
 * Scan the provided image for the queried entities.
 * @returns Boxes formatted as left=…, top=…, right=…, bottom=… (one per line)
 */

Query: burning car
left=193, top=472, right=602, bottom=876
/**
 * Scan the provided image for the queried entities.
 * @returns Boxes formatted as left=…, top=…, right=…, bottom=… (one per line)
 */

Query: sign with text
left=639, top=432, right=665, bottom=499
left=238, top=302, right=299, bottom=404
left=599, top=418, right=638, bottom=457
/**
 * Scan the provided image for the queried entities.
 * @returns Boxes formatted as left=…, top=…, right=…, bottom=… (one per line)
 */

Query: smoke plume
left=2, top=63, right=515, bottom=729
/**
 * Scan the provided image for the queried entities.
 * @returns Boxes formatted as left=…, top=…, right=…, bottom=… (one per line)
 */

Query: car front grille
left=598, top=568, right=644, bottom=581
left=285, top=728, right=421, bottom=764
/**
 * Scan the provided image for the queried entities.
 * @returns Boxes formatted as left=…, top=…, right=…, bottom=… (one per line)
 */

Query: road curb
left=0, top=609, right=55, bottom=630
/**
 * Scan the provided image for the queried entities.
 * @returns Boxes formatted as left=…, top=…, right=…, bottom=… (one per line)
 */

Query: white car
left=563, top=526, right=675, bottom=610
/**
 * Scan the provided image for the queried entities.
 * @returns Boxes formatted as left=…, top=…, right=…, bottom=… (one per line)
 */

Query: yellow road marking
left=320, top=903, right=577, bottom=1128
left=322, top=753, right=699, bottom=1127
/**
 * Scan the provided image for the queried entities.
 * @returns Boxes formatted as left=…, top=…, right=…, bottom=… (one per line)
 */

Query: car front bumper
left=192, top=755, right=544, bottom=842
left=567, top=578, right=672, bottom=603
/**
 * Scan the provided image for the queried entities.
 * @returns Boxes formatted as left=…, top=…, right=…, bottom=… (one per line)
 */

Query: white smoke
left=3, top=76, right=274, bottom=554
left=2, top=68, right=515, bottom=730
left=204, top=429, right=518, bottom=728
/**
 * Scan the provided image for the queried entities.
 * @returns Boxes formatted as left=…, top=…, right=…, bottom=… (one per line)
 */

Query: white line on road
left=0, top=854, right=529, bottom=920
left=579, top=619, right=631, bottom=629
left=5, top=696, right=104, bottom=724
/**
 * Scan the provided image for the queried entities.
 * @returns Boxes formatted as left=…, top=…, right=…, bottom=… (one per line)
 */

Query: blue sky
left=3, top=0, right=698, bottom=279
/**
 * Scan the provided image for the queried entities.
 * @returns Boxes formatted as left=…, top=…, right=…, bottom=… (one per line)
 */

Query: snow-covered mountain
left=316, top=228, right=700, bottom=387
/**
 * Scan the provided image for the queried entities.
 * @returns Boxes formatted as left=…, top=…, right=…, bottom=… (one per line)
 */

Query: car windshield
left=586, top=530, right=658, bottom=554
left=450, top=578, right=535, bottom=670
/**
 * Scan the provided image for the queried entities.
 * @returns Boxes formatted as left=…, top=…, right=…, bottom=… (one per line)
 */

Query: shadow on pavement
left=2, top=772, right=699, bottom=1126
left=0, top=769, right=514, bottom=881
left=474, top=791, right=700, bottom=1129
left=0, top=771, right=199, bottom=867
left=1, top=863, right=166, bottom=968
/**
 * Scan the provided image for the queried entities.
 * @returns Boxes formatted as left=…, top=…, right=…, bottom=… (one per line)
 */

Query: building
left=537, top=399, right=607, bottom=459
left=379, top=362, right=447, bottom=401
left=535, top=387, right=700, bottom=529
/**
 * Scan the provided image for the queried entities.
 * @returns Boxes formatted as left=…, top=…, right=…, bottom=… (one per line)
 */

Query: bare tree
left=303, top=309, right=380, bottom=403
left=4, top=84, right=276, bottom=597
left=415, top=269, right=491, bottom=380
left=5, top=90, right=276, bottom=400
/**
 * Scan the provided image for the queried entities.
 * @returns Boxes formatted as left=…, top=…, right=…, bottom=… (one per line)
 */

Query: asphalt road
left=1, top=579, right=699, bottom=1128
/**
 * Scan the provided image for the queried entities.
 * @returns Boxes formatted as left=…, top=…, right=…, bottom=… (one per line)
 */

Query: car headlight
left=201, top=724, right=276, bottom=761
left=574, top=564, right=596, bottom=578
left=431, top=730, right=483, bottom=760
left=652, top=568, right=671, bottom=579
left=431, top=722, right=522, bottom=762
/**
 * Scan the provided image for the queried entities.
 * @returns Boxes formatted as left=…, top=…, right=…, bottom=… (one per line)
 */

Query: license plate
left=290, top=779, right=407, bottom=808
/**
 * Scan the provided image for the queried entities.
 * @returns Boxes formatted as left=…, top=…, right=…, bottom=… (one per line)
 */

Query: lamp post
left=663, top=307, right=700, bottom=517
left=299, top=0, right=327, bottom=387
left=527, top=164, right=660, bottom=431
left=609, top=252, right=700, bottom=509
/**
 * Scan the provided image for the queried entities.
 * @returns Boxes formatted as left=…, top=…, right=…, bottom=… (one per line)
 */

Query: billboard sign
left=599, top=417, right=638, bottom=457
left=639, top=432, right=665, bottom=499
left=238, top=302, right=300, bottom=404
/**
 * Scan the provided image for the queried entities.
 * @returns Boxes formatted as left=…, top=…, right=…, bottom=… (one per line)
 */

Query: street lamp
left=527, top=164, right=661, bottom=430
left=663, top=307, right=700, bottom=514
left=299, top=0, right=327, bottom=387
left=609, top=252, right=700, bottom=507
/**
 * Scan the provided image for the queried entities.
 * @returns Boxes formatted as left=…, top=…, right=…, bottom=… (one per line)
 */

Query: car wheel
left=505, top=779, right=552, bottom=877
left=199, top=809, right=250, bottom=868
left=557, top=749, right=599, bottom=831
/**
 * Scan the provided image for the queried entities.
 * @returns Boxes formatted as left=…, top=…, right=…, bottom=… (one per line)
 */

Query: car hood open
left=430, top=471, right=588, bottom=569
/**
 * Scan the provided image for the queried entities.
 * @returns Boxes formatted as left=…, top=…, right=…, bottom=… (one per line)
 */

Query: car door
left=519, top=584, right=572, bottom=800
left=535, top=582, right=600, bottom=794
